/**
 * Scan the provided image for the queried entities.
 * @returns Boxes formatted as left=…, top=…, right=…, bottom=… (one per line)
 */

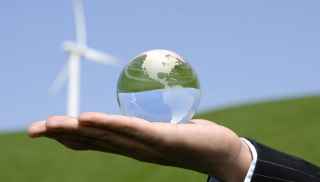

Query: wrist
left=214, top=136, right=252, bottom=182
left=226, top=138, right=252, bottom=182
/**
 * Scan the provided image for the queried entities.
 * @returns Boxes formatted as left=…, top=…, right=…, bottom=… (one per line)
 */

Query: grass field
left=0, top=96, right=319, bottom=181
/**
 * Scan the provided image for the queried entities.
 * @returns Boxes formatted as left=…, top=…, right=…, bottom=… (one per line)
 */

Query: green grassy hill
left=1, top=96, right=319, bottom=181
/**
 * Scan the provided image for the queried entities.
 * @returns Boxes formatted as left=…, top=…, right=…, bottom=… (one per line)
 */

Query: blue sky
left=1, top=0, right=320, bottom=131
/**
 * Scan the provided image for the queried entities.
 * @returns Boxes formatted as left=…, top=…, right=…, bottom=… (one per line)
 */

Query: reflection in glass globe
left=117, top=49, right=201, bottom=124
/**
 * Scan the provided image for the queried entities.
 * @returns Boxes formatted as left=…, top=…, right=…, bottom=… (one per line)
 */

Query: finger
left=44, top=115, right=163, bottom=160
left=45, top=116, right=109, bottom=144
left=45, top=114, right=175, bottom=163
left=55, top=136, right=89, bottom=151
left=45, top=133, right=105, bottom=151
left=45, top=115, right=146, bottom=151
left=78, top=112, right=159, bottom=144
left=30, top=115, right=168, bottom=163
left=80, top=127, right=165, bottom=162
left=28, top=120, right=47, bottom=138
left=46, top=130, right=164, bottom=163
left=44, top=115, right=102, bottom=143
left=45, top=115, right=107, bottom=138
left=45, top=115, right=79, bottom=133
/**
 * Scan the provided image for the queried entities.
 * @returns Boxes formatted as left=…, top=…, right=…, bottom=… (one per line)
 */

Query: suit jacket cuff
left=247, top=139, right=320, bottom=182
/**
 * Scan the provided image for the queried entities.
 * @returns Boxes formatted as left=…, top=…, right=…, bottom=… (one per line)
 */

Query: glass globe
left=117, top=49, right=201, bottom=124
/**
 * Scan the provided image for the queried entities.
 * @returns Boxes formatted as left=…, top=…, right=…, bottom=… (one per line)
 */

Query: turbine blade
left=73, top=0, right=87, bottom=46
left=84, top=48, right=121, bottom=66
left=49, top=63, right=69, bottom=95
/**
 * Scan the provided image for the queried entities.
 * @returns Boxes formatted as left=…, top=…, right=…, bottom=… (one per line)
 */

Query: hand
left=28, top=112, right=252, bottom=182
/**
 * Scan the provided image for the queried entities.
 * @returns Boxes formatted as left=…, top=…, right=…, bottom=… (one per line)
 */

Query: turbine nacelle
left=63, top=41, right=119, bottom=65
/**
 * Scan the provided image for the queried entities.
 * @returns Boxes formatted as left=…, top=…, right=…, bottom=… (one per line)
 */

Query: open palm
left=28, top=112, right=251, bottom=182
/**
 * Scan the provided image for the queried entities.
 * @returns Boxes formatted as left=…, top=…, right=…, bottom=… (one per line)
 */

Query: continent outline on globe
left=117, top=49, right=200, bottom=93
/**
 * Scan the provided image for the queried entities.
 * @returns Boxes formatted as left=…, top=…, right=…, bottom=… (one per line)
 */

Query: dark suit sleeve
left=248, top=139, right=320, bottom=182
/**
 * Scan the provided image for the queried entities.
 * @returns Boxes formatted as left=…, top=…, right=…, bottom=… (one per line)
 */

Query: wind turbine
left=49, top=0, right=119, bottom=117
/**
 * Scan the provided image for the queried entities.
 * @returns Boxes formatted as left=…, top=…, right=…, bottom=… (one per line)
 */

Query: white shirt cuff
left=241, top=138, right=257, bottom=182
left=208, top=138, right=257, bottom=182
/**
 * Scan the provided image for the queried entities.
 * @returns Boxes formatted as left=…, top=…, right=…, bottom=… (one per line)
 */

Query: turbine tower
left=50, top=0, right=118, bottom=117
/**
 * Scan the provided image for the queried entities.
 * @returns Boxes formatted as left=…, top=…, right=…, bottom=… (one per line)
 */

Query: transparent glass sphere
left=117, top=49, right=201, bottom=124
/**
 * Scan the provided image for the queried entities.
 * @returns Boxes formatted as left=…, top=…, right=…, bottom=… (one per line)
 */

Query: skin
left=28, top=112, right=252, bottom=182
